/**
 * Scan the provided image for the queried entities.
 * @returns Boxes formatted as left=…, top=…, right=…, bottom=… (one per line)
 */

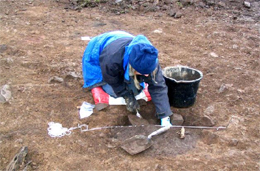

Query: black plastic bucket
left=163, top=66, right=203, bottom=108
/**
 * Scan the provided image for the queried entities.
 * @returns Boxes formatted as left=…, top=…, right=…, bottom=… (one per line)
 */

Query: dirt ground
left=0, top=0, right=259, bottom=170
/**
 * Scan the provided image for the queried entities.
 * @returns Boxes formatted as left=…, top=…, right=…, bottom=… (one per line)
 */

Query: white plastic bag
left=79, top=101, right=95, bottom=119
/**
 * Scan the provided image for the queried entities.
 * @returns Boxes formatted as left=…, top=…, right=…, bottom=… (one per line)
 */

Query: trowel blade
left=120, top=135, right=152, bottom=155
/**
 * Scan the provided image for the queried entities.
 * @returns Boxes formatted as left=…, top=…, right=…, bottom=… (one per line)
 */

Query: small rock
left=65, top=72, right=80, bottom=80
left=48, top=76, right=64, bottom=83
left=218, top=84, right=226, bottom=93
left=228, top=139, right=239, bottom=146
left=204, top=105, right=215, bottom=115
left=6, top=58, right=14, bottom=64
left=110, top=138, right=118, bottom=143
left=171, top=113, right=184, bottom=125
left=243, top=1, right=251, bottom=8
left=43, top=44, right=54, bottom=48
left=30, top=30, right=40, bottom=34
left=237, top=89, right=245, bottom=93
left=153, top=28, right=163, bottom=34
left=155, top=164, right=164, bottom=170
left=99, top=133, right=105, bottom=138
left=93, top=22, right=106, bottom=27
left=168, top=9, right=176, bottom=17
left=154, top=12, right=163, bottom=17
left=164, top=0, right=173, bottom=5
left=191, top=115, right=215, bottom=127
left=217, top=1, right=226, bottom=8
left=15, top=139, right=23, bottom=144
left=198, top=2, right=206, bottom=8
left=174, top=11, right=183, bottom=18
left=179, top=0, right=191, bottom=6
left=32, top=165, right=38, bottom=170
left=205, top=0, right=215, bottom=6
left=107, top=143, right=116, bottom=148
left=232, top=44, right=238, bottom=49
left=161, top=5, right=169, bottom=10
left=0, top=84, right=12, bottom=103
left=0, top=44, right=8, bottom=53
left=210, top=52, right=219, bottom=58
left=6, top=146, right=28, bottom=171
left=199, top=116, right=215, bottom=126
left=219, top=83, right=233, bottom=93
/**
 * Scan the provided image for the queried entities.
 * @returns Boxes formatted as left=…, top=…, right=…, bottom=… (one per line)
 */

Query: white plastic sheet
left=79, top=101, right=95, bottom=119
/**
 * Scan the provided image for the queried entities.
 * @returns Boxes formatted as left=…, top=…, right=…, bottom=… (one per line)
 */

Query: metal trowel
left=120, top=126, right=170, bottom=155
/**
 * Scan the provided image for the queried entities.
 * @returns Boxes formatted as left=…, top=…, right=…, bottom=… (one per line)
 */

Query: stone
left=218, top=84, right=226, bottom=93
left=205, top=0, right=215, bottom=6
left=174, top=11, right=183, bottom=18
left=0, top=84, right=12, bottom=103
left=217, top=1, right=226, bottom=8
left=196, top=116, right=215, bottom=126
left=198, top=2, right=206, bottom=8
left=179, top=0, right=191, bottom=6
left=243, top=1, right=251, bottom=8
left=164, top=0, right=173, bottom=5
left=186, top=114, right=215, bottom=127
left=0, top=44, right=7, bottom=53
left=153, top=29, right=163, bottom=34
left=6, top=146, right=28, bottom=171
left=161, top=5, right=169, bottom=10
left=168, top=9, right=176, bottom=17
left=99, top=133, right=105, bottom=138
left=6, top=58, right=14, bottom=64
left=204, top=105, right=215, bottom=115
left=232, top=44, right=238, bottom=49
left=107, top=143, right=116, bottom=148
left=228, top=139, right=239, bottom=146
left=64, top=72, right=80, bottom=80
left=210, top=52, right=219, bottom=58
left=48, top=76, right=64, bottom=83
left=171, top=113, right=184, bottom=125
left=154, top=12, right=164, bottom=17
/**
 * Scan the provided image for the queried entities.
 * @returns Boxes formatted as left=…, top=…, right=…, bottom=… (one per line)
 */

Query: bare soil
left=0, top=0, right=259, bottom=170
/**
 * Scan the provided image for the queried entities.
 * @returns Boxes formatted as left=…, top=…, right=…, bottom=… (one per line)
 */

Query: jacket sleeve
left=147, top=64, right=173, bottom=118
left=99, top=37, right=133, bottom=97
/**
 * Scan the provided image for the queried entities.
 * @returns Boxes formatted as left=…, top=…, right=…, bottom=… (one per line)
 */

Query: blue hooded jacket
left=82, top=31, right=172, bottom=118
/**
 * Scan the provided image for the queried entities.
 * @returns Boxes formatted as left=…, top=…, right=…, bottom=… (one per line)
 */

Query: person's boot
left=160, top=116, right=172, bottom=127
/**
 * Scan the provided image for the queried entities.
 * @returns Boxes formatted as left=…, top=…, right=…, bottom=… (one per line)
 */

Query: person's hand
left=124, top=93, right=140, bottom=113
